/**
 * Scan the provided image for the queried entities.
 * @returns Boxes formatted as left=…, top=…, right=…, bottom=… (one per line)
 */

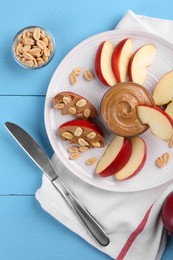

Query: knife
left=5, top=122, right=110, bottom=246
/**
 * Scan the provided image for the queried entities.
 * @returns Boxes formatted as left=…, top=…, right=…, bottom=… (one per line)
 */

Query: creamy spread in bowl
left=101, top=82, right=154, bottom=137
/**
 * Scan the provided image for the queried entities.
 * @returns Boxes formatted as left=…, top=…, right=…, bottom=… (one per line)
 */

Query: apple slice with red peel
left=58, top=119, right=104, bottom=148
left=95, top=41, right=117, bottom=86
left=137, top=105, right=173, bottom=141
left=129, top=44, right=157, bottom=85
left=115, top=136, right=146, bottom=180
left=95, top=135, right=132, bottom=177
left=111, top=38, right=133, bottom=82
left=153, top=70, right=173, bottom=106
left=165, top=100, right=173, bottom=119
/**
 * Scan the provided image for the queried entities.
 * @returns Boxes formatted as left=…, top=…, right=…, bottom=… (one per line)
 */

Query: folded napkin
left=36, top=10, right=173, bottom=260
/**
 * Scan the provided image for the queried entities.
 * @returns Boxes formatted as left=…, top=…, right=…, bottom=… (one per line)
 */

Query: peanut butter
left=101, top=82, right=154, bottom=136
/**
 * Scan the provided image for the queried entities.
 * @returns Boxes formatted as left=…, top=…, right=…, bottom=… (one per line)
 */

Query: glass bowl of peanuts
left=12, top=26, right=55, bottom=69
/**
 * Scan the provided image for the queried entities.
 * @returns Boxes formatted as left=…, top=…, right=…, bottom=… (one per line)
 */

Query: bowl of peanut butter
left=101, top=82, right=155, bottom=137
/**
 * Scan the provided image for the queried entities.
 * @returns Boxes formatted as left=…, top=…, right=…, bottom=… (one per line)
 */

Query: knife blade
left=5, top=122, right=109, bottom=246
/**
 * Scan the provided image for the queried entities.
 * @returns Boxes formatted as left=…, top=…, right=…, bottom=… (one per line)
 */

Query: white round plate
left=45, top=30, right=173, bottom=192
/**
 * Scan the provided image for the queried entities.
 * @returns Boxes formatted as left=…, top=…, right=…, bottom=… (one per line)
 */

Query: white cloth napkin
left=36, top=10, right=173, bottom=260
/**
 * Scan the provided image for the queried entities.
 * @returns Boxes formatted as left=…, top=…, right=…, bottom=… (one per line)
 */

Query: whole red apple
left=162, top=192, right=173, bottom=235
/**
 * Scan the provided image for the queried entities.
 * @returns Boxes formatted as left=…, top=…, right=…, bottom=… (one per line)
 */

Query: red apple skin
left=137, top=105, right=173, bottom=128
left=116, top=138, right=147, bottom=181
left=98, top=138, right=132, bottom=177
left=95, top=41, right=113, bottom=87
left=59, top=119, right=104, bottom=138
left=162, top=192, right=173, bottom=235
left=111, top=38, right=131, bottom=82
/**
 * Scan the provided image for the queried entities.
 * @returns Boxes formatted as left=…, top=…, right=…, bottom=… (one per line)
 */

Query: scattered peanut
left=79, top=146, right=89, bottom=152
left=86, top=157, right=97, bottom=165
left=84, top=70, right=94, bottom=81
left=14, top=27, right=54, bottom=67
left=78, top=138, right=89, bottom=146
left=169, top=136, right=173, bottom=148
left=69, top=152, right=80, bottom=160
left=156, top=157, right=165, bottom=168
left=73, top=67, right=82, bottom=75
left=156, top=152, right=171, bottom=168
left=163, top=152, right=171, bottom=164
left=70, top=72, right=77, bottom=85
left=68, top=146, right=79, bottom=153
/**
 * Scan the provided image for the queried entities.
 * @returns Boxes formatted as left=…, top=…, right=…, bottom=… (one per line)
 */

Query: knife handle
left=52, top=177, right=110, bottom=247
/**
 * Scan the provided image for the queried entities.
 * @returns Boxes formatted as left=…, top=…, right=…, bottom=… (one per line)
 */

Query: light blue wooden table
left=1, top=0, right=173, bottom=259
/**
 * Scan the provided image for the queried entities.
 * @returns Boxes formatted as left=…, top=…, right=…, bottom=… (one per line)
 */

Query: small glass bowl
left=12, top=25, right=56, bottom=69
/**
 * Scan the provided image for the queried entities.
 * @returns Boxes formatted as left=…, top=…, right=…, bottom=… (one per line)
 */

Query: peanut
left=70, top=72, right=77, bottom=85
left=78, top=138, right=89, bottom=146
left=74, top=127, right=83, bottom=137
left=86, top=157, right=97, bottom=165
left=62, top=131, right=73, bottom=140
left=73, top=67, right=82, bottom=75
left=76, top=99, right=87, bottom=108
left=68, top=146, right=79, bottom=153
left=84, top=70, right=94, bottom=81
left=156, top=152, right=171, bottom=168
left=69, top=152, right=80, bottom=160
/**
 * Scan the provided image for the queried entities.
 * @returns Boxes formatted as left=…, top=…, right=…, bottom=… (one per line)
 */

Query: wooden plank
left=0, top=196, right=110, bottom=260
left=0, top=96, right=53, bottom=194
left=162, top=236, right=173, bottom=259
left=0, top=1, right=132, bottom=96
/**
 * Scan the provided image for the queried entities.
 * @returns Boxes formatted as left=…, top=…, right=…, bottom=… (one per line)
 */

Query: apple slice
left=52, top=91, right=98, bottom=119
left=95, top=41, right=117, bottom=86
left=165, top=100, right=173, bottom=119
left=153, top=70, right=173, bottom=106
left=137, top=105, right=173, bottom=141
left=115, top=136, right=146, bottom=180
left=95, top=135, right=132, bottom=177
left=111, top=38, right=133, bottom=82
left=129, top=44, right=157, bottom=85
left=58, top=119, right=104, bottom=148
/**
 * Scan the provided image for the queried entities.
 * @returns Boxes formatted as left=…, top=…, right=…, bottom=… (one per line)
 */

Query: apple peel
left=95, top=40, right=117, bottom=87
left=95, top=135, right=132, bottom=177
left=112, top=38, right=133, bottom=82
left=115, top=136, right=146, bottom=180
